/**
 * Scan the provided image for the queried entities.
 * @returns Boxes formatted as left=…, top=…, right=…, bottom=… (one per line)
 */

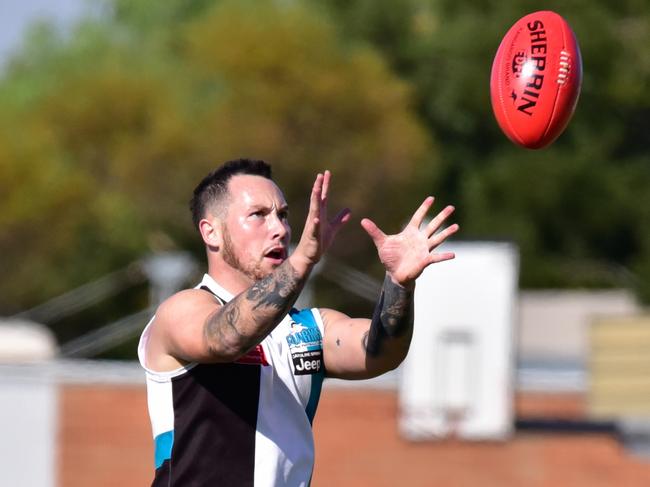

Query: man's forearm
left=204, top=259, right=309, bottom=360
left=364, top=274, right=414, bottom=357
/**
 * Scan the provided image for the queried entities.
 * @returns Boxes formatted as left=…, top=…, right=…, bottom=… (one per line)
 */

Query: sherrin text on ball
left=490, top=11, right=582, bottom=149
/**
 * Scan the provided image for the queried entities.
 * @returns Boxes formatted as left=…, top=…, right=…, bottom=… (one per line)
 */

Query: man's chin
left=248, top=260, right=283, bottom=282
left=264, top=256, right=286, bottom=267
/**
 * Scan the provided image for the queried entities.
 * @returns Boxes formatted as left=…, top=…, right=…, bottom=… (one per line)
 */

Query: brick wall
left=57, top=385, right=650, bottom=486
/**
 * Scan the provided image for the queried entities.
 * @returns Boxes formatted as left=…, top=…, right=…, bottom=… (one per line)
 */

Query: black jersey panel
left=156, top=362, right=261, bottom=487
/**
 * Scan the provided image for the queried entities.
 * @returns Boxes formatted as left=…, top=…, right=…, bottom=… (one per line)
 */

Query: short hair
left=190, top=158, right=272, bottom=229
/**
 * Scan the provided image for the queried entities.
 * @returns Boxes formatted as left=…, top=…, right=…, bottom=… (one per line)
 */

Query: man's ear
left=199, top=218, right=222, bottom=250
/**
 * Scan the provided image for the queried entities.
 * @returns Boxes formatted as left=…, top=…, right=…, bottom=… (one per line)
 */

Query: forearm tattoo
left=364, top=275, right=414, bottom=357
left=205, top=260, right=304, bottom=354
left=247, top=263, right=301, bottom=311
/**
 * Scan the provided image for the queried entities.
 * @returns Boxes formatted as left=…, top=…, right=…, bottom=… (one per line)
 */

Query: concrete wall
left=517, top=290, right=641, bottom=365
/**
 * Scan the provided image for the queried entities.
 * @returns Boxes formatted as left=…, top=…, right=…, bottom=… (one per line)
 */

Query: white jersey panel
left=138, top=273, right=326, bottom=486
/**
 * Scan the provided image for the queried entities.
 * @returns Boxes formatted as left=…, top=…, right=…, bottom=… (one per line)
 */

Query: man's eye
left=278, top=211, right=289, bottom=220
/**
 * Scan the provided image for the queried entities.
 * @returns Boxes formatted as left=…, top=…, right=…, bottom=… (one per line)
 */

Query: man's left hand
left=360, top=197, right=459, bottom=288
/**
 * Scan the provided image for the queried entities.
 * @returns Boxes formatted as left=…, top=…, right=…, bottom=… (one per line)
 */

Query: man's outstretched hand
left=291, top=170, right=351, bottom=273
left=361, top=196, right=459, bottom=288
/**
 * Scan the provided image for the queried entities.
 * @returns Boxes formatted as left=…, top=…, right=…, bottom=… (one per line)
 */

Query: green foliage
left=0, top=0, right=432, bottom=321
left=320, top=0, right=650, bottom=297
left=3, top=0, right=650, bottom=350
left=181, top=1, right=431, bottom=227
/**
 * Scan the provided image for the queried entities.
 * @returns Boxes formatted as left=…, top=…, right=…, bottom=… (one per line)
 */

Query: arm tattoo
left=248, top=263, right=301, bottom=311
left=225, top=303, right=241, bottom=327
left=364, top=275, right=414, bottom=357
left=205, top=260, right=305, bottom=356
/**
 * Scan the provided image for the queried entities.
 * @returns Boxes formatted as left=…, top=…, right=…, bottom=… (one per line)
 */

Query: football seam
left=539, top=19, right=569, bottom=147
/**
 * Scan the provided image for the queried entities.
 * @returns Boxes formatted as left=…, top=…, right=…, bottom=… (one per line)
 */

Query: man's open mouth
left=264, top=247, right=287, bottom=262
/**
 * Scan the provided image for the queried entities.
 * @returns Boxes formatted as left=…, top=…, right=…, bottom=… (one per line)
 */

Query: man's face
left=219, top=174, right=291, bottom=282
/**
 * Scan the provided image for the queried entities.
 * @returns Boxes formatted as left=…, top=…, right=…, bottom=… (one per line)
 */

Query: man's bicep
left=321, top=309, right=373, bottom=379
left=154, top=290, right=223, bottom=364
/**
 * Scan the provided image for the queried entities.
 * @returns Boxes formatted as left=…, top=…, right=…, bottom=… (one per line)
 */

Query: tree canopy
left=319, top=0, right=650, bottom=298
left=1, top=0, right=649, bottom=352
left=0, top=0, right=431, bottom=317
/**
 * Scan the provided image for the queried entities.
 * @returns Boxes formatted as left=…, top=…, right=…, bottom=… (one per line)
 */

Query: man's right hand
left=290, top=170, right=351, bottom=274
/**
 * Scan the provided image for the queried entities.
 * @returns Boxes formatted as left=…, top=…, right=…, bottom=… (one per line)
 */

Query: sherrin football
left=490, top=11, right=582, bottom=149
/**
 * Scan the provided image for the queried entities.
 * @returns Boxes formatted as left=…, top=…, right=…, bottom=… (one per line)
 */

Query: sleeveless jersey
left=137, top=274, right=326, bottom=486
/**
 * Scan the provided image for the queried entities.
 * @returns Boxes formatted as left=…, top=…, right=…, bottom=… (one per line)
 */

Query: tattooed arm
left=202, top=258, right=306, bottom=360
left=363, top=275, right=414, bottom=357
left=320, top=275, right=416, bottom=379
left=200, top=170, right=348, bottom=361
left=143, top=259, right=306, bottom=369
left=144, top=171, right=350, bottom=370
left=321, top=198, right=458, bottom=379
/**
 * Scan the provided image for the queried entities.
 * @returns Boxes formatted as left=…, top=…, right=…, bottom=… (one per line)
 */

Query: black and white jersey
left=138, top=274, right=326, bottom=487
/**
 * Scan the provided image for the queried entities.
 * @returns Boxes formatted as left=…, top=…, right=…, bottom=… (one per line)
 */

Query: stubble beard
left=221, top=227, right=269, bottom=282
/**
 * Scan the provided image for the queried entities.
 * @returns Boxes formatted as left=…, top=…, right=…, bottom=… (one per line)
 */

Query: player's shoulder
left=155, top=288, right=222, bottom=326
left=317, top=307, right=351, bottom=326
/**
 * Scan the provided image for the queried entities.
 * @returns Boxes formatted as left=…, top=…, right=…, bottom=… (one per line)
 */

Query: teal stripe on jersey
left=289, top=308, right=325, bottom=424
left=154, top=430, right=174, bottom=468
left=305, top=368, right=324, bottom=424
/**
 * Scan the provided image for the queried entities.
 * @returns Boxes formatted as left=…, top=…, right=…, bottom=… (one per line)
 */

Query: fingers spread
left=309, top=173, right=324, bottom=216
left=324, top=208, right=351, bottom=242
left=332, top=207, right=352, bottom=227
left=360, top=218, right=386, bottom=246
left=428, top=223, right=460, bottom=250
left=426, top=205, right=455, bottom=237
left=429, top=251, right=456, bottom=264
left=321, top=170, right=331, bottom=203
left=409, top=196, right=435, bottom=228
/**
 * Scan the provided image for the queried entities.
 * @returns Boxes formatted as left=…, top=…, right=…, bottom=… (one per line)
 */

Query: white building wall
left=399, top=241, right=519, bottom=441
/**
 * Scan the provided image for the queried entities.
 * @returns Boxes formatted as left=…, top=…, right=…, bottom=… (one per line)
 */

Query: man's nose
left=268, top=213, right=289, bottom=239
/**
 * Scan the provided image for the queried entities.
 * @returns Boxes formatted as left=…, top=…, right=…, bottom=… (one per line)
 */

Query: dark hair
left=190, top=158, right=272, bottom=229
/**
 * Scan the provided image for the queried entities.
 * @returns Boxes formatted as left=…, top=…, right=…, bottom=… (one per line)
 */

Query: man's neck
left=207, top=261, right=254, bottom=296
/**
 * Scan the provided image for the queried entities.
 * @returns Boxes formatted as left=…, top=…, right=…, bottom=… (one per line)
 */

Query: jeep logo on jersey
left=292, top=349, right=323, bottom=375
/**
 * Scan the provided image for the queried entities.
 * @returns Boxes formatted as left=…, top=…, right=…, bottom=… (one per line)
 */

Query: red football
left=490, top=11, right=582, bottom=149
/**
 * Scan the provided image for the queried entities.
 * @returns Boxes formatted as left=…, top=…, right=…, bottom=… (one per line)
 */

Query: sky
left=0, top=0, right=89, bottom=68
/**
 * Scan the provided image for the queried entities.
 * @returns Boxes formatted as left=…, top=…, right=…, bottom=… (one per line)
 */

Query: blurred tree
left=3, top=0, right=650, bottom=358
left=319, top=0, right=650, bottom=299
left=181, top=0, right=432, bottom=234
left=0, top=0, right=433, bottom=327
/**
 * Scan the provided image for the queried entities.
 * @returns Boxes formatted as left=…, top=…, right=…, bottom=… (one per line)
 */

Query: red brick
left=57, top=386, right=650, bottom=486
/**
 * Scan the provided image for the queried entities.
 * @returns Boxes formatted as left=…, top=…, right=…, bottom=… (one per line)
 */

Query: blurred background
left=1, top=0, right=649, bottom=485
